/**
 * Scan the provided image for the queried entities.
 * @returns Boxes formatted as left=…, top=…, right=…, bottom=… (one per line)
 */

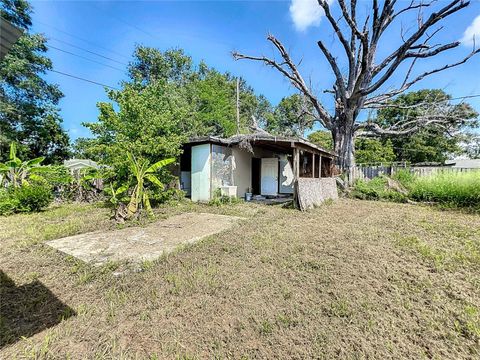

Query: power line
left=49, top=37, right=128, bottom=67
left=49, top=45, right=125, bottom=72
left=35, top=19, right=131, bottom=60
left=49, top=69, right=119, bottom=90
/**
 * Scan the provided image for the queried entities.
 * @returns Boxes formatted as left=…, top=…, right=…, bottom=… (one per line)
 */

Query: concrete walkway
left=47, top=212, right=242, bottom=265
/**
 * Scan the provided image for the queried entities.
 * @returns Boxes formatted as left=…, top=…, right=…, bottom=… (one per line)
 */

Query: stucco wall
left=232, top=147, right=252, bottom=198
left=296, top=177, right=338, bottom=210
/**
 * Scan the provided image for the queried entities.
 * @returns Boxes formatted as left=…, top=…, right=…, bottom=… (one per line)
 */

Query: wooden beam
left=312, top=153, right=315, bottom=178
left=319, top=156, right=322, bottom=178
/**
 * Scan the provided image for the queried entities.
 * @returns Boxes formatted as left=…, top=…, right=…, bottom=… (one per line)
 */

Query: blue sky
left=29, top=0, right=480, bottom=140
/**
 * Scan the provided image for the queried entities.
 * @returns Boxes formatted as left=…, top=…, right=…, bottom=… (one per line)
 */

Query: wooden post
left=319, top=155, right=322, bottom=178
left=293, top=147, right=299, bottom=179
left=311, top=153, right=315, bottom=178
left=293, top=147, right=300, bottom=208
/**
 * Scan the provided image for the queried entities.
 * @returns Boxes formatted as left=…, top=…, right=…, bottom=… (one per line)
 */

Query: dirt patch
left=46, top=213, right=243, bottom=265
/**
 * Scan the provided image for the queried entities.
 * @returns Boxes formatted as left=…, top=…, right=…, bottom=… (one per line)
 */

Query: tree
left=307, top=130, right=333, bottom=151
left=82, top=81, right=191, bottom=182
left=307, top=129, right=396, bottom=164
left=463, top=133, right=480, bottom=159
left=355, top=138, right=395, bottom=164
left=0, top=0, right=70, bottom=163
left=80, top=46, right=273, bottom=173
left=267, top=94, right=314, bottom=136
left=233, top=0, right=480, bottom=170
left=374, top=89, right=478, bottom=163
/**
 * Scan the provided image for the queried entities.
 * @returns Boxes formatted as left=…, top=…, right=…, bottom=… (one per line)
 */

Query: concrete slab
left=47, top=212, right=242, bottom=265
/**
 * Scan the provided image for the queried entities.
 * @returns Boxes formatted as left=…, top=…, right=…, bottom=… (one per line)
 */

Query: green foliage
left=355, top=138, right=396, bottom=164
left=0, top=182, right=53, bottom=215
left=40, top=165, right=73, bottom=188
left=353, top=170, right=480, bottom=210
left=0, top=143, right=48, bottom=187
left=208, top=188, right=242, bottom=206
left=409, top=171, right=480, bottom=209
left=0, top=0, right=70, bottom=163
left=125, top=154, right=175, bottom=219
left=267, top=94, right=314, bottom=137
left=13, top=183, right=53, bottom=212
left=392, top=169, right=416, bottom=188
left=307, top=130, right=334, bottom=151
left=375, top=89, right=478, bottom=163
left=0, top=189, right=19, bottom=215
left=351, top=177, right=407, bottom=203
left=79, top=46, right=273, bottom=180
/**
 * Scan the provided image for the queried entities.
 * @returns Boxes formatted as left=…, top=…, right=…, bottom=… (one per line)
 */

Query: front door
left=261, top=158, right=278, bottom=196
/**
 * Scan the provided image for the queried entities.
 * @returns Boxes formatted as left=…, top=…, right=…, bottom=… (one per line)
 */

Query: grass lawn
left=1, top=199, right=480, bottom=359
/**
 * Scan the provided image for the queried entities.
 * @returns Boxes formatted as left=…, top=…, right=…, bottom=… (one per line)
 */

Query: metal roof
left=185, top=133, right=337, bottom=158
left=0, top=17, right=23, bottom=59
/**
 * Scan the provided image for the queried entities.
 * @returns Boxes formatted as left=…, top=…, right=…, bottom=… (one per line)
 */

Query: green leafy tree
left=375, top=90, right=478, bottom=164
left=0, top=0, right=70, bottom=163
left=355, top=138, right=396, bottom=164
left=83, top=81, right=189, bottom=182
left=307, top=130, right=334, bottom=151
left=80, top=46, right=273, bottom=173
left=267, top=94, right=314, bottom=136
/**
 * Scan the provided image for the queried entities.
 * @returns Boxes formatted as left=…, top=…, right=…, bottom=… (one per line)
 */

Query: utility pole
left=236, top=77, right=240, bottom=135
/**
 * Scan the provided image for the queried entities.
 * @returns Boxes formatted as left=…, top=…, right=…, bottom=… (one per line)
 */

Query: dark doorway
left=251, top=158, right=261, bottom=195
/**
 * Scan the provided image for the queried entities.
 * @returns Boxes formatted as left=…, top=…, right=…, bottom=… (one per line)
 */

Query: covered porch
left=180, top=134, right=338, bottom=209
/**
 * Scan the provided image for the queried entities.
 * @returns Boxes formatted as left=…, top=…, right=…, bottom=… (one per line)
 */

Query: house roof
left=185, top=133, right=337, bottom=158
left=0, top=17, right=23, bottom=59
left=64, top=159, right=99, bottom=170
left=445, top=159, right=480, bottom=168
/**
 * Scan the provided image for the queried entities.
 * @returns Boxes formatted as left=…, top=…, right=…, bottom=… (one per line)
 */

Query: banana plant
left=105, top=183, right=129, bottom=207
left=126, top=153, right=175, bottom=218
left=0, top=143, right=47, bottom=188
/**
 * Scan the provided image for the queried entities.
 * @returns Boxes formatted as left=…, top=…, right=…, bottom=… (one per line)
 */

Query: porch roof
left=184, top=134, right=337, bottom=158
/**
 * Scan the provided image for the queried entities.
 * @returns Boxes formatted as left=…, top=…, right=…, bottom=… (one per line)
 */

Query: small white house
left=63, top=159, right=99, bottom=172
left=180, top=134, right=338, bottom=209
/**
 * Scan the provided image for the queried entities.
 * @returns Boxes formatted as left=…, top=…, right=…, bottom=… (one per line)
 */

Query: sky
left=28, top=0, right=480, bottom=140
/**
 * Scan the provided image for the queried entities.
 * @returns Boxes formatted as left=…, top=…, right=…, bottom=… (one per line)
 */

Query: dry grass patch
left=1, top=199, right=480, bottom=358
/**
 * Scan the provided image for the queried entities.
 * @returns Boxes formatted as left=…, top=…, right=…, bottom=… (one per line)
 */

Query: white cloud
left=461, top=14, right=480, bottom=46
left=289, top=0, right=329, bottom=32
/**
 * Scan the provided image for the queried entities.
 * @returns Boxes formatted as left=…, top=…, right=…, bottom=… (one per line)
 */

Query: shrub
left=0, top=189, right=19, bottom=216
left=351, top=177, right=407, bottom=202
left=208, top=188, right=242, bottom=206
left=149, top=188, right=185, bottom=205
left=14, top=183, right=54, bottom=213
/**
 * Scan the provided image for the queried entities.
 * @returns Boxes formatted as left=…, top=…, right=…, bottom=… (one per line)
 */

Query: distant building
left=445, top=159, right=480, bottom=169
left=64, top=159, right=99, bottom=172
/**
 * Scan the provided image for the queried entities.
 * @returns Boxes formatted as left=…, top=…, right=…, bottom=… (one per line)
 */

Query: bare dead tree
left=233, top=0, right=479, bottom=170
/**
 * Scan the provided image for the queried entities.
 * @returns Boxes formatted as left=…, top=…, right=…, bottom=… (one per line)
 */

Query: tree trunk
left=332, top=120, right=355, bottom=171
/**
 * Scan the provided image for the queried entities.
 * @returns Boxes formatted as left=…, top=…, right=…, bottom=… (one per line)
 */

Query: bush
left=0, top=189, right=19, bottom=216
left=149, top=187, right=185, bottom=205
left=351, top=177, right=407, bottom=203
left=13, top=184, right=54, bottom=213
left=409, top=171, right=480, bottom=209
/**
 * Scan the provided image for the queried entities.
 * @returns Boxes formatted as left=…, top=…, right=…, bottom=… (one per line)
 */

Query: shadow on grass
left=0, top=270, right=76, bottom=348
